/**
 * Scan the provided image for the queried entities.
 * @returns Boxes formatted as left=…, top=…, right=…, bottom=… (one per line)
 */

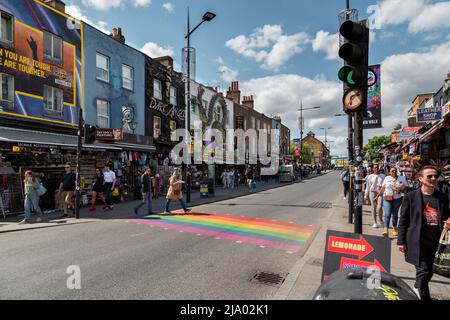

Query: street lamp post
left=335, top=113, right=354, bottom=224
left=184, top=9, right=216, bottom=203
left=298, top=102, right=320, bottom=180
left=320, top=127, right=332, bottom=169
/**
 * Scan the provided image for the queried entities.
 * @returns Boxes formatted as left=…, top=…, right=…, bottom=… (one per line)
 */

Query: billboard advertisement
left=0, top=0, right=83, bottom=126
left=293, top=138, right=301, bottom=158
left=363, top=64, right=382, bottom=129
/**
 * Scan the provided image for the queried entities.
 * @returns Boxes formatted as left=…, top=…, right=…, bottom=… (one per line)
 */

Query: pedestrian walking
left=89, top=168, right=106, bottom=211
left=134, top=167, right=154, bottom=215
left=103, top=165, right=116, bottom=211
left=163, top=167, right=191, bottom=215
left=364, top=164, right=385, bottom=228
left=58, top=163, right=76, bottom=218
left=376, top=167, right=408, bottom=238
left=397, top=165, right=450, bottom=300
left=18, top=170, right=44, bottom=224
left=246, top=167, right=254, bottom=192
left=221, top=170, right=228, bottom=189
left=340, top=166, right=350, bottom=200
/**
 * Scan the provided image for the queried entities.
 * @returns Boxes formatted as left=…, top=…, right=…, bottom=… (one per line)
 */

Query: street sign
left=321, top=230, right=391, bottom=282
left=417, top=107, right=442, bottom=122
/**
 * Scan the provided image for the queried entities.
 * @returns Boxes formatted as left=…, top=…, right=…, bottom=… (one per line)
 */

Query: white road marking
left=164, top=228, right=169, bottom=230
left=130, top=233, right=145, bottom=238
left=236, top=241, right=242, bottom=244
left=179, top=231, right=184, bottom=233
left=286, top=251, right=293, bottom=254
left=259, top=246, right=266, bottom=248
left=216, top=237, right=221, bottom=240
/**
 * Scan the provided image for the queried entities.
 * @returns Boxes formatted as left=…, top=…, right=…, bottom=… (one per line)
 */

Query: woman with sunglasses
left=376, top=167, right=408, bottom=238
left=18, top=170, right=43, bottom=224
left=397, top=165, right=450, bottom=300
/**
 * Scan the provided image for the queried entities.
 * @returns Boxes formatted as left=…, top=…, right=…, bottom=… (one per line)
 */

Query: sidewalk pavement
left=0, top=172, right=327, bottom=234
left=277, top=195, right=450, bottom=300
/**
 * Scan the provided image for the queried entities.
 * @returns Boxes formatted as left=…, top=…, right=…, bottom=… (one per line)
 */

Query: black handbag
left=432, top=229, right=450, bottom=278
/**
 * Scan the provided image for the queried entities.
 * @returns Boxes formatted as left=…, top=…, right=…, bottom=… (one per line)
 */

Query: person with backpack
left=19, top=170, right=44, bottom=224
left=134, top=167, right=154, bottom=215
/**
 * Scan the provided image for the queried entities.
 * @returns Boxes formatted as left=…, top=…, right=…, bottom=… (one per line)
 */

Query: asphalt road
left=0, top=172, right=342, bottom=300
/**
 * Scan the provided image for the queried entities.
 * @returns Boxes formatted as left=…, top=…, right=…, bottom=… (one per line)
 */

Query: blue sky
left=65, top=0, right=450, bottom=156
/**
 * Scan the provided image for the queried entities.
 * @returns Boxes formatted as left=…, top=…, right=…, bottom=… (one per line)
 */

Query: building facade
left=302, top=132, right=329, bottom=166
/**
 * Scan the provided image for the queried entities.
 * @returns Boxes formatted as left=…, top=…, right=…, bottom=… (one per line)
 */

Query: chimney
left=242, top=95, right=254, bottom=109
left=226, top=81, right=241, bottom=105
left=110, top=27, right=125, bottom=44
left=273, top=115, right=281, bottom=122
left=43, top=0, right=66, bottom=13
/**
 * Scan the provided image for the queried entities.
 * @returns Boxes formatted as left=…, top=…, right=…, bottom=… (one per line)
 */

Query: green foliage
left=394, top=123, right=402, bottom=131
left=364, top=135, right=391, bottom=162
left=290, top=140, right=312, bottom=164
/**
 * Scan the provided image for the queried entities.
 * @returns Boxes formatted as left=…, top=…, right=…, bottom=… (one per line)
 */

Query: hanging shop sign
left=417, top=107, right=442, bottom=123
left=95, top=128, right=123, bottom=141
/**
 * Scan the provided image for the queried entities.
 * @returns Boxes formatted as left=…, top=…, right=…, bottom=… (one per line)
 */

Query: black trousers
left=343, top=181, right=350, bottom=198
left=415, top=245, right=438, bottom=300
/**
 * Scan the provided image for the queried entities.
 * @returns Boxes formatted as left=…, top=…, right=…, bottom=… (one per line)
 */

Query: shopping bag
left=36, top=183, right=47, bottom=196
left=112, top=187, right=120, bottom=197
left=432, top=229, right=450, bottom=278
left=252, top=181, right=257, bottom=189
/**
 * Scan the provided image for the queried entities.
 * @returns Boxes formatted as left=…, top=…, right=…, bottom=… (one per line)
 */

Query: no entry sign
left=321, top=230, right=391, bottom=282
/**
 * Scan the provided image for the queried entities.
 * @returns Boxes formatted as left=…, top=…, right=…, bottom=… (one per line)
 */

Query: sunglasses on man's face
left=425, top=175, right=439, bottom=180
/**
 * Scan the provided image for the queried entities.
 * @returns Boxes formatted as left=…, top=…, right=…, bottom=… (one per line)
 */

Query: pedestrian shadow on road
left=213, top=203, right=333, bottom=209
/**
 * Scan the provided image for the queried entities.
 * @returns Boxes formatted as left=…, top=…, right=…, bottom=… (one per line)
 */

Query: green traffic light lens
left=347, top=71, right=356, bottom=85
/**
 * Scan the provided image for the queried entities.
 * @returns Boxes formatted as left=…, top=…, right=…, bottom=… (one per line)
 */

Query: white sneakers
left=372, top=224, right=379, bottom=228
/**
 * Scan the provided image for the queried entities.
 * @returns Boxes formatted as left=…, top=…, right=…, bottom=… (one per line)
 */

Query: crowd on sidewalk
left=340, top=164, right=450, bottom=300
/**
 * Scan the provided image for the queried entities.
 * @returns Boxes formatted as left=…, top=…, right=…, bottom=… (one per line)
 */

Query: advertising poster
left=293, top=138, right=301, bottom=158
left=363, top=64, right=382, bottom=129
left=0, top=0, right=83, bottom=126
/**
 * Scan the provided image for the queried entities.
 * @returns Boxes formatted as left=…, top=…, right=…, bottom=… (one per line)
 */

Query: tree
left=290, top=140, right=312, bottom=164
left=364, top=135, right=391, bottom=162
left=394, top=123, right=402, bottom=131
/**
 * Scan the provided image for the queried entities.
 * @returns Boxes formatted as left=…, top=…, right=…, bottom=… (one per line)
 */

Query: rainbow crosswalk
left=131, top=210, right=316, bottom=253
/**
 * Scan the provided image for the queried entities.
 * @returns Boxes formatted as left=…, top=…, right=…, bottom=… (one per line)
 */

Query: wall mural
left=190, top=81, right=233, bottom=133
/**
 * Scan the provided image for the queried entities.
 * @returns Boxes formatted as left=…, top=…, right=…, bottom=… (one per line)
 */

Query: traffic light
left=84, top=124, right=97, bottom=144
left=338, top=20, right=369, bottom=114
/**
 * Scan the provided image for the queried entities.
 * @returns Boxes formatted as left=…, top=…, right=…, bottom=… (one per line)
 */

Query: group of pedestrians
left=133, top=166, right=191, bottom=216
left=220, top=169, right=238, bottom=189
left=341, top=164, right=450, bottom=300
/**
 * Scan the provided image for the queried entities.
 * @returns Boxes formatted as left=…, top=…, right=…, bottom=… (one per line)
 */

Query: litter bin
left=313, top=267, right=419, bottom=300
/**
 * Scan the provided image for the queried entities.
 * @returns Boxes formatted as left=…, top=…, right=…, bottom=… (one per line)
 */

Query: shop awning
left=0, top=127, right=122, bottom=151
left=112, top=142, right=156, bottom=152
left=419, top=118, right=447, bottom=143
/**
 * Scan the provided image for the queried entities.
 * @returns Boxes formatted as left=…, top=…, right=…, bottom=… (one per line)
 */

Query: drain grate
left=308, top=202, right=332, bottom=209
left=251, top=271, right=286, bottom=286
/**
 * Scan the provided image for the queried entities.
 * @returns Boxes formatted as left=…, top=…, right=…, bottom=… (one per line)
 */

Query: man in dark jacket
left=134, top=167, right=154, bottom=215
left=398, top=165, right=450, bottom=300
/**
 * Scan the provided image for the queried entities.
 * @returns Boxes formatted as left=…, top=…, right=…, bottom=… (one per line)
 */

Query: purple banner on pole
left=363, top=64, right=382, bottom=129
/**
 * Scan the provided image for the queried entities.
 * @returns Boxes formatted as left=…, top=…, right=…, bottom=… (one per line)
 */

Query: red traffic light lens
left=339, top=20, right=363, bottom=41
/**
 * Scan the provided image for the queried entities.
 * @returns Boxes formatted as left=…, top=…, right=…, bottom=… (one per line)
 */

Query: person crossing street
left=134, top=167, right=154, bottom=215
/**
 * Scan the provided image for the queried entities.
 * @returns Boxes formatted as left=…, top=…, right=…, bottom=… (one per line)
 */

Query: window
left=96, top=53, right=109, bottom=82
left=170, top=120, right=176, bottom=133
left=154, top=116, right=161, bottom=139
left=122, top=64, right=133, bottom=90
left=153, top=79, right=162, bottom=100
left=43, top=31, right=62, bottom=65
left=170, top=86, right=177, bottom=106
left=256, top=119, right=260, bottom=130
left=251, top=117, right=255, bottom=129
left=97, top=99, right=110, bottom=128
left=0, top=11, right=13, bottom=46
left=236, top=116, right=244, bottom=130
left=0, top=73, right=13, bottom=110
left=43, top=85, right=63, bottom=116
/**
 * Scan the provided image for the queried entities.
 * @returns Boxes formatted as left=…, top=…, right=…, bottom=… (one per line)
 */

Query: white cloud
left=376, top=0, right=450, bottom=34
left=140, top=42, right=174, bottom=58
left=311, top=31, right=339, bottom=61
left=408, top=1, right=450, bottom=33
left=66, top=5, right=110, bottom=34
left=81, top=0, right=123, bottom=11
left=216, top=57, right=239, bottom=84
left=162, top=2, right=175, bottom=13
left=134, top=0, right=152, bottom=7
left=226, top=25, right=310, bottom=72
